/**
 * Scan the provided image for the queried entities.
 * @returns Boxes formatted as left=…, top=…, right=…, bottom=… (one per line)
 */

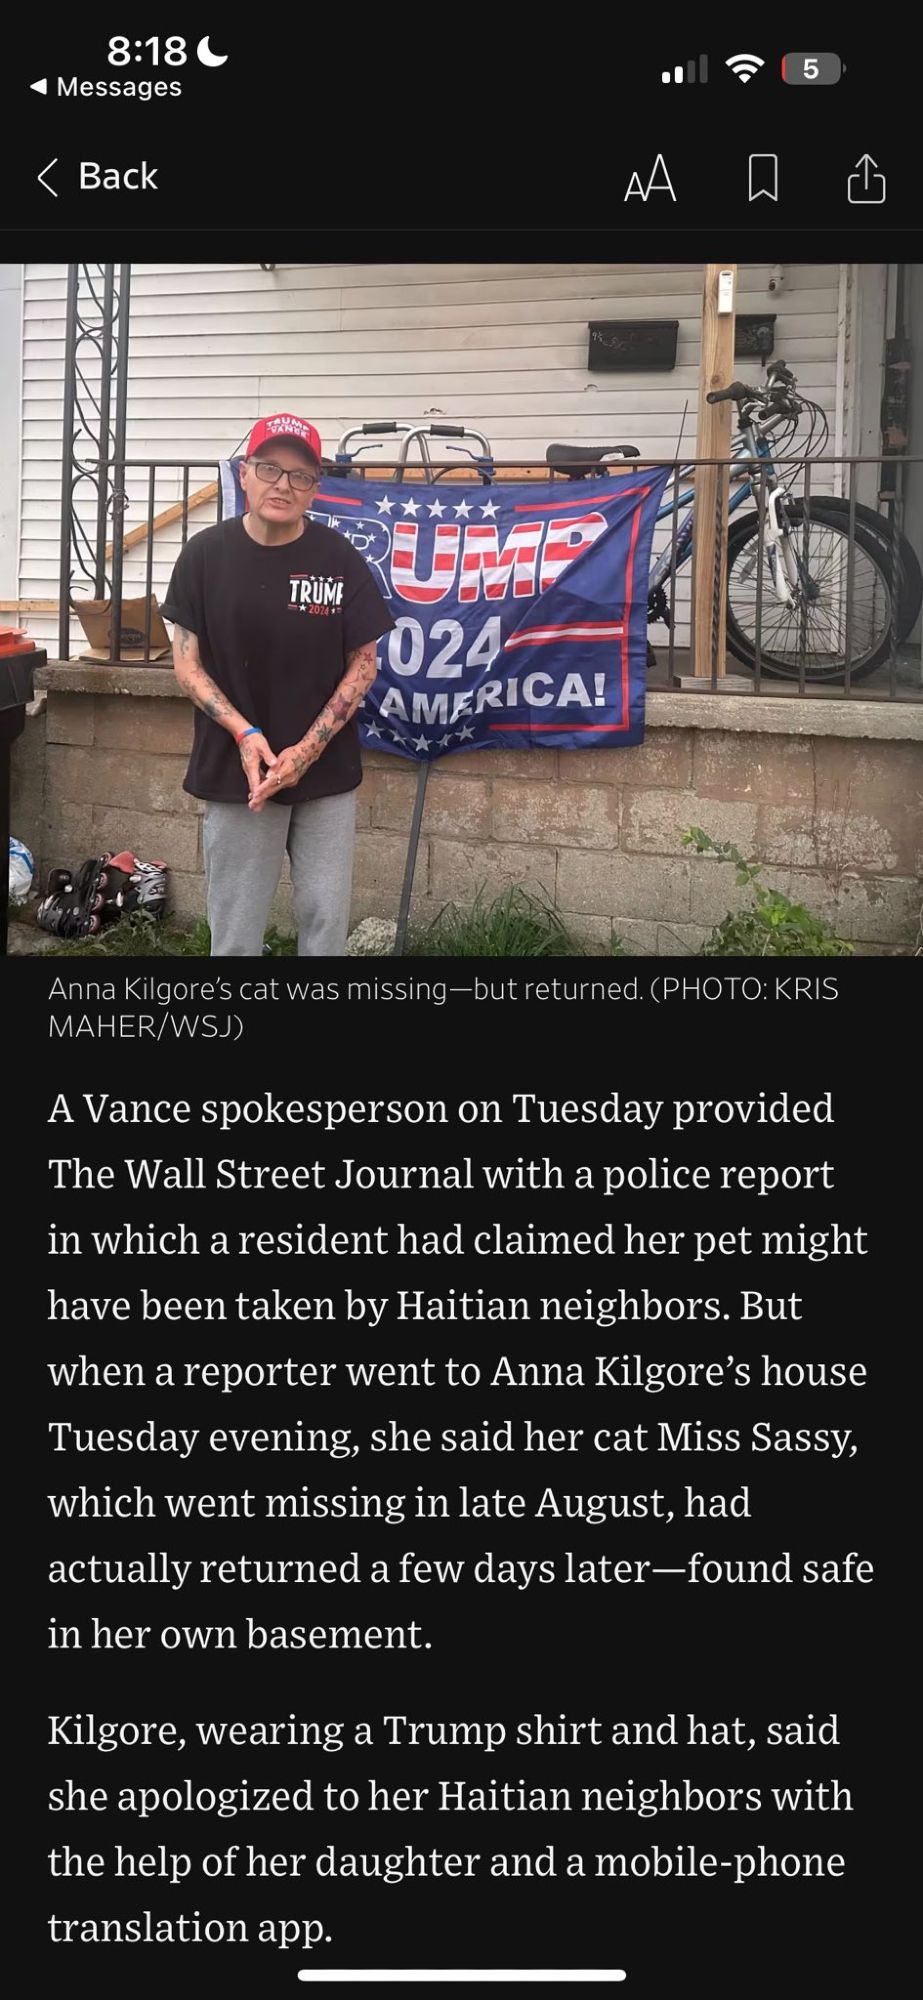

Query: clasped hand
left=243, top=736, right=317, bottom=811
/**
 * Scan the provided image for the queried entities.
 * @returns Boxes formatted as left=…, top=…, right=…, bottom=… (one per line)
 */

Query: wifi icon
left=726, top=53, right=765, bottom=81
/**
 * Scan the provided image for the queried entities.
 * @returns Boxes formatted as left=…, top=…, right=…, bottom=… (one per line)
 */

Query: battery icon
left=782, top=52, right=844, bottom=84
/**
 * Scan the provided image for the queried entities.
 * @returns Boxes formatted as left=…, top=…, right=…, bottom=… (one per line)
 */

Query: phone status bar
left=659, top=52, right=845, bottom=85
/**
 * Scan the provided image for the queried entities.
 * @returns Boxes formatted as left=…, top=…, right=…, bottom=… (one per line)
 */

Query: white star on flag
left=376, top=496, right=394, bottom=514
left=457, top=722, right=475, bottom=741
left=439, top=731, right=455, bottom=748
left=412, top=733, right=430, bottom=753
left=480, top=500, right=498, bottom=518
left=389, top=728, right=405, bottom=743
left=453, top=498, right=472, bottom=518
left=427, top=499, right=446, bottom=517
left=365, top=720, right=382, bottom=740
left=401, top=496, right=420, bottom=515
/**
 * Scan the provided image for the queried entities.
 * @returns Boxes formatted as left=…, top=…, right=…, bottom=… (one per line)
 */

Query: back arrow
left=37, top=157, right=58, bottom=196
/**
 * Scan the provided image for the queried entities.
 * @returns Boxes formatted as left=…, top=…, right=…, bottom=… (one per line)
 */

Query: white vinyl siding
left=18, top=261, right=847, bottom=651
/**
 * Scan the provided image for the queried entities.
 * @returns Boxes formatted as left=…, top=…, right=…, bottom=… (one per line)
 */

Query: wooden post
left=692, top=264, right=737, bottom=677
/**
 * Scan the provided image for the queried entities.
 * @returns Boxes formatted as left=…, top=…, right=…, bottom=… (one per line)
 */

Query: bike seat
left=546, top=442, right=641, bottom=475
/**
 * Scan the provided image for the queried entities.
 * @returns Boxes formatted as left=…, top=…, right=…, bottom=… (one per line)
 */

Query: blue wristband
left=235, top=726, right=260, bottom=745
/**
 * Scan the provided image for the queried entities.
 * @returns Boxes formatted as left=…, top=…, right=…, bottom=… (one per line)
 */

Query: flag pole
left=392, top=760, right=430, bottom=956
left=389, top=427, right=439, bottom=957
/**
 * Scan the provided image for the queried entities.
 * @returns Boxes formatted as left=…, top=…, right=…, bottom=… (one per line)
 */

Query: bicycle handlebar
left=706, top=383, right=757, bottom=405
left=708, top=359, right=802, bottom=415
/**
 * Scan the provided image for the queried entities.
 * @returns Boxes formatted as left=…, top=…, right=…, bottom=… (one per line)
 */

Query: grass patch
left=34, top=912, right=302, bottom=957
left=31, top=916, right=303, bottom=960
left=262, top=927, right=296, bottom=956
left=408, top=886, right=581, bottom=957
left=33, top=892, right=610, bottom=960
left=36, top=913, right=210, bottom=956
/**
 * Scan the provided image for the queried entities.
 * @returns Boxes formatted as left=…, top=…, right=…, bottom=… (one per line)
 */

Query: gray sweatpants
left=202, top=792, right=357, bottom=956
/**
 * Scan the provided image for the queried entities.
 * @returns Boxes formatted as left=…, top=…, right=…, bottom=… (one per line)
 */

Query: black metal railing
left=56, top=452, right=922, bottom=701
left=57, top=264, right=131, bottom=660
left=674, top=451, right=918, bottom=700
left=60, top=459, right=220, bottom=664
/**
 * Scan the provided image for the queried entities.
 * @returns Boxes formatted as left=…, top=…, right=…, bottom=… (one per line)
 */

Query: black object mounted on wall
left=0, top=644, right=42, bottom=956
left=588, top=320, right=679, bottom=371
left=735, top=314, right=777, bottom=358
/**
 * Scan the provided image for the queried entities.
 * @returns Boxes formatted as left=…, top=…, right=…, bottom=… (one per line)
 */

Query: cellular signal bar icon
left=661, top=55, right=709, bottom=84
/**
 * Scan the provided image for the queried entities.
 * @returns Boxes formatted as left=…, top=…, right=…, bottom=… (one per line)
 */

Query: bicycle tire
left=730, top=499, right=921, bottom=642
left=725, top=501, right=899, bottom=681
left=817, top=500, right=922, bottom=640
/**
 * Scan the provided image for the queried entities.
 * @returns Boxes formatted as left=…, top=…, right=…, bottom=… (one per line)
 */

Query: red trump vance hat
left=245, top=412, right=322, bottom=464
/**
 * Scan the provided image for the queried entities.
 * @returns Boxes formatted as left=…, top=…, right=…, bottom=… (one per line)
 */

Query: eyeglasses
left=247, top=458, right=318, bottom=493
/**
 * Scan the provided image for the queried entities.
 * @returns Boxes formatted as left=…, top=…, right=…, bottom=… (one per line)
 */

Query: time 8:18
left=108, top=37, right=187, bottom=64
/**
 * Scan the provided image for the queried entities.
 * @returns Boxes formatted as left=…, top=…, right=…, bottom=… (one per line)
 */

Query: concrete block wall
left=11, top=668, right=923, bottom=953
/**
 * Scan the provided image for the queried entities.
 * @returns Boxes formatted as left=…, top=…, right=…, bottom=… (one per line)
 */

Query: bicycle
left=547, top=360, right=922, bottom=683
left=331, top=391, right=921, bottom=684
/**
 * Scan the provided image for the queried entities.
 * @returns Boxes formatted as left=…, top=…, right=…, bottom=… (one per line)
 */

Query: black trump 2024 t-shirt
left=163, top=516, right=396, bottom=804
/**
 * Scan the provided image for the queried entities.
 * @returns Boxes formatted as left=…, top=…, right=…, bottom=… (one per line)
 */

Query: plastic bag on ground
left=9, top=837, right=34, bottom=905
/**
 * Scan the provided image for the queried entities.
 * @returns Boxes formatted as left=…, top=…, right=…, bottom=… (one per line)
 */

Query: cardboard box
left=76, top=596, right=172, bottom=662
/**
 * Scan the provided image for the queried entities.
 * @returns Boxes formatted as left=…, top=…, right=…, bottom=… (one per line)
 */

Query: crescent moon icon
left=197, top=37, right=229, bottom=66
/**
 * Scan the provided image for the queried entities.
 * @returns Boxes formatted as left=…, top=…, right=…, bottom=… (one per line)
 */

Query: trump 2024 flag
left=220, top=462, right=669, bottom=759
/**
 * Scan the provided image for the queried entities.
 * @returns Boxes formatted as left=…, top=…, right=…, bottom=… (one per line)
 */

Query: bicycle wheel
left=818, top=499, right=922, bottom=641
left=726, top=501, right=897, bottom=681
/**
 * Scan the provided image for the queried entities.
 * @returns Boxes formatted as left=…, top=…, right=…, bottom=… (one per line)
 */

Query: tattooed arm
left=300, top=640, right=379, bottom=764
left=172, top=624, right=276, bottom=800
left=247, top=641, right=379, bottom=808
left=172, top=624, right=248, bottom=734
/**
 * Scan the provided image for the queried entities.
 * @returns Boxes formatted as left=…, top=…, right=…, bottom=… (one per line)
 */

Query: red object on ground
left=104, top=849, right=169, bottom=875
left=0, top=628, right=35, bottom=653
